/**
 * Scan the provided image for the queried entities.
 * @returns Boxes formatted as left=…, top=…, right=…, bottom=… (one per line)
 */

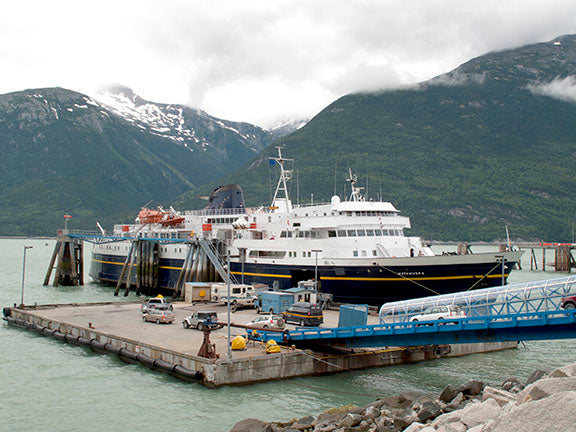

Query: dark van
left=282, top=302, right=323, bottom=327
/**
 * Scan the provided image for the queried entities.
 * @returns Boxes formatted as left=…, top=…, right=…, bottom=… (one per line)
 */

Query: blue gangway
left=254, top=276, right=576, bottom=348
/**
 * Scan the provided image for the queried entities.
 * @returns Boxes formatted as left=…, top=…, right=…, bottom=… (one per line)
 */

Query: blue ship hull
left=90, top=252, right=518, bottom=305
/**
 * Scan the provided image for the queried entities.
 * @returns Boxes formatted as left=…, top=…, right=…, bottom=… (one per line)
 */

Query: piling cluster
left=229, top=361, right=576, bottom=432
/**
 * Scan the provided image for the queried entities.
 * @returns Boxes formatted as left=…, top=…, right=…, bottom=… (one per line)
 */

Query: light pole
left=21, top=245, right=33, bottom=307
left=226, top=251, right=231, bottom=361
left=312, top=250, right=322, bottom=291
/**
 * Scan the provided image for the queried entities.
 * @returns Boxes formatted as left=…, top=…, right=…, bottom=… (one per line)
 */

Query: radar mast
left=269, top=146, right=294, bottom=212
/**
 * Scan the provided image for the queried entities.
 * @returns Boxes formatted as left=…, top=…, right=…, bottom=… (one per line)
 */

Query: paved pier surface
left=3, top=302, right=517, bottom=387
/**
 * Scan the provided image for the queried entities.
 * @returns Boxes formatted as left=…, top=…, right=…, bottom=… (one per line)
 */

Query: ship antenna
left=269, top=146, right=294, bottom=212
left=346, top=168, right=364, bottom=202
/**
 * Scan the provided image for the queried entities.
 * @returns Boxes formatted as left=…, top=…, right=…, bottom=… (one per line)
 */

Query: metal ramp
left=254, top=276, right=576, bottom=348
left=198, top=238, right=239, bottom=285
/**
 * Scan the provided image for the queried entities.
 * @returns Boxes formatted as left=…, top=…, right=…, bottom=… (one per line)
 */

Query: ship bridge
left=254, top=276, right=576, bottom=348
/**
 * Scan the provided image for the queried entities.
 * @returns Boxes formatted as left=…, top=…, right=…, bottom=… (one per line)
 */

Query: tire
left=269, top=308, right=274, bottom=314
left=300, top=319, right=305, bottom=327
left=198, top=323, right=204, bottom=331
left=142, top=315, right=147, bottom=322
left=263, top=324, right=268, bottom=329
left=156, top=319, right=160, bottom=324
left=438, top=318, right=445, bottom=326
left=257, top=307, right=262, bottom=314
left=183, top=321, right=190, bottom=329
left=564, top=303, right=576, bottom=309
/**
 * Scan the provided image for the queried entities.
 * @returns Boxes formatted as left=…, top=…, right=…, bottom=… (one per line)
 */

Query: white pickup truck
left=141, top=296, right=173, bottom=314
left=210, top=283, right=258, bottom=309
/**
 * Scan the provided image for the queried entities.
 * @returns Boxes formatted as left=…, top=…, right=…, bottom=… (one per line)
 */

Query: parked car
left=142, top=306, right=175, bottom=324
left=561, top=295, right=576, bottom=309
left=182, top=311, right=220, bottom=330
left=141, top=296, right=173, bottom=314
left=282, top=302, right=323, bottom=327
left=246, top=315, right=285, bottom=330
left=410, top=305, right=466, bottom=324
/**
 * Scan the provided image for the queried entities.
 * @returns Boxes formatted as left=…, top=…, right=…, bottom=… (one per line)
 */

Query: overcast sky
left=2, top=1, right=576, bottom=127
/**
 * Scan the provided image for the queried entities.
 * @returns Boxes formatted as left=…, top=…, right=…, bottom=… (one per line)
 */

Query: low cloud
left=528, top=76, right=576, bottom=103
left=427, top=71, right=486, bottom=87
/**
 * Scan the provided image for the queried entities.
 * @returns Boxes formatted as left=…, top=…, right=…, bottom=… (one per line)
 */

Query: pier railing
left=378, top=276, right=576, bottom=323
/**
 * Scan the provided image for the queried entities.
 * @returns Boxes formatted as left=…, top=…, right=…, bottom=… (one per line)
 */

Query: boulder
left=436, top=421, right=467, bottom=432
left=457, top=379, right=485, bottom=396
left=445, top=392, right=466, bottom=411
left=291, top=415, right=315, bottom=430
left=416, top=400, right=442, bottom=423
left=314, top=412, right=347, bottom=428
left=339, top=413, right=364, bottom=428
left=431, top=399, right=501, bottom=430
left=548, top=362, right=576, bottom=378
left=230, top=418, right=272, bottom=432
left=501, top=377, right=523, bottom=393
left=402, top=422, right=427, bottom=432
left=481, top=386, right=517, bottom=407
left=525, top=369, right=548, bottom=386
left=363, top=406, right=379, bottom=420
left=492, top=391, right=576, bottom=432
left=517, top=377, right=576, bottom=404
left=439, top=384, right=459, bottom=403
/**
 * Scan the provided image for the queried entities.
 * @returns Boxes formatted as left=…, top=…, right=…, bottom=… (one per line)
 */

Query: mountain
left=0, top=87, right=283, bottom=235
left=192, top=34, right=576, bottom=242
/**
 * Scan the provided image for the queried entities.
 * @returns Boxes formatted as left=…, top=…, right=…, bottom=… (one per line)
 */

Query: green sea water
left=1, top=238, right=575, bottom=432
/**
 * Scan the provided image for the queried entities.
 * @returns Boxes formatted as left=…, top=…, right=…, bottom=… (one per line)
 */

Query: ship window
left=328, top=230, right=337, bottom=238
left=347, top=230, right=357, bottom=237
left=297, top=231, right=305, bottom=238
left=293, top=222, right=301, bottom=227
left=281, top=231, right=287, bottom=238
left=304, top=231, right=311, bottom=238
left=253, top=217, right=256, bottom=222
left=375, top=229, right=383, bottom=236
left=373, top=250, right=377, bottom=256
left=268, top=217, right=272, bottom=223
left=287, top=231, right=292, bottom=238
left=302, top=251, right=306, bottom=257
left=353, top=250, right=358, bottom=257
left=310, top=231, right=317, bottom=238
left=346, top=211, right=352, bottom=216
left=357, top=229, right=366, bottom=237
left=249, top=250, right=286, bottom=258
left=308, top=251, right=312, bottom=257
left=361, top=250, right=367, bottom=257
left=366, top=229, right=374, bottom=236
left=337, top=230, right=347, bottom=237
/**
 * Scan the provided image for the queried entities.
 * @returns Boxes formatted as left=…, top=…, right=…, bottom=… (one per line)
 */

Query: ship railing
left=292, top=202, right=331, bottom=209
left=181, top=208, right=247, bottom=217
left=67, top=229, right=102, bottom=236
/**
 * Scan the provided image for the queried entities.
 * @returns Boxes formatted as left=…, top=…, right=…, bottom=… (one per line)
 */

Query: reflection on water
left=1, top=239, right=575, bottom=432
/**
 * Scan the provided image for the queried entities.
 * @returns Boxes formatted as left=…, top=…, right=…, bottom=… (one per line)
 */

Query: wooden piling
left=43, top=233, right=84, bottom=287
left=555, top=246, right=571, bottom=272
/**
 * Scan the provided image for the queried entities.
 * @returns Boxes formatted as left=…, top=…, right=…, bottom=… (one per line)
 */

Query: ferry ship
left=90, top=147, right=523, bottom=305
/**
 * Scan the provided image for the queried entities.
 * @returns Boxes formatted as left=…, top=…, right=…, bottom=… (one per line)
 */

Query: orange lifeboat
left=138, top=208, right=164, bottom=224
left=159, top=214, right=185, bottom=226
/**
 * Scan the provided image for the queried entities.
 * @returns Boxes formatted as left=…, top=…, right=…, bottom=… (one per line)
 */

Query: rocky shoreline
left=229, top=361, right=576, bottom=432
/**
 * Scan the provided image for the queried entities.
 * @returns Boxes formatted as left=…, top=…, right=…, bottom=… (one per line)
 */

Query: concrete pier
left=3, top=302, right=517, bottom=387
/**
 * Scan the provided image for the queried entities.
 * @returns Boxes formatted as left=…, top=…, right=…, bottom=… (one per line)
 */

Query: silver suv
left=142, top=306, right=175, bottom=324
